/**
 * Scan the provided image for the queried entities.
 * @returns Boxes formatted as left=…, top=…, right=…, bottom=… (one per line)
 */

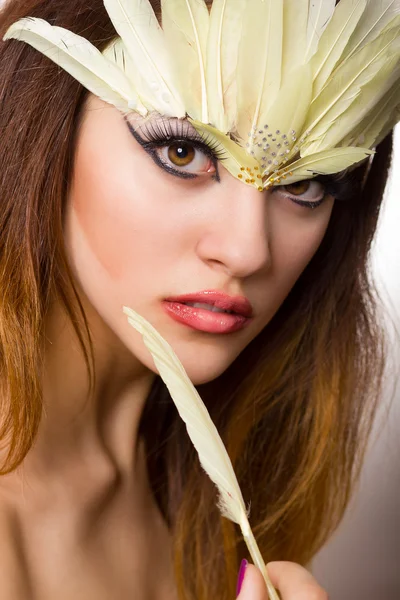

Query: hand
left=236, top=561, right=329, bottom=600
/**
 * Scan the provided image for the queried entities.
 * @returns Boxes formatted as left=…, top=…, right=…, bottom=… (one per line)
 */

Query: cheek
left=67, top=146, right=154, bottom=282
left=274, top=211, right=330, bottom=273
left=257, top=200, right=334, bottom=317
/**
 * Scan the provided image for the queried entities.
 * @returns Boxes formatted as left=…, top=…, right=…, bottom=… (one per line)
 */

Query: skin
left=0, top=95, right=332, bottom=599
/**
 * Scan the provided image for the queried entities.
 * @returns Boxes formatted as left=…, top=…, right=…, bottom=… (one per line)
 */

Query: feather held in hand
left=123, top=306, right=280, bottom=600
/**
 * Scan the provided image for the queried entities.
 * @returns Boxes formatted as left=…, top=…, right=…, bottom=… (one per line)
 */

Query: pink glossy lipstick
left=163, top=290, right=253, bottom=334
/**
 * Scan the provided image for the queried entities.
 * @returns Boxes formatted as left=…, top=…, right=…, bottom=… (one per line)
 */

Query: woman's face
left=64, top=95, right=334, bottom=384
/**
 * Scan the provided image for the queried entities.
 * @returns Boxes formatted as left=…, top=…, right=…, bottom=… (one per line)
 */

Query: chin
left=179, top=355, right=236, bottom=386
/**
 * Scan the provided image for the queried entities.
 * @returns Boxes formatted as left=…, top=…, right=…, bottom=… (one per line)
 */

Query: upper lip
left=164, top=290, right=254, bottom=318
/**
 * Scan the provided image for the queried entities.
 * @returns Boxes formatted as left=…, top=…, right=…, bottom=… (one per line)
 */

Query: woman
left=0, top=0, right=398, bottom=598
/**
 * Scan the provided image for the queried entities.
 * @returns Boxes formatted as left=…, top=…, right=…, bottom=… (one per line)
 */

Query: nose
left=196, top=176, right=271, bottom=279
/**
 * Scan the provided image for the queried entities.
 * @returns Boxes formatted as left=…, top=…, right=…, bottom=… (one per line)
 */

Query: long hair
left=0, top=1, right=392, bottom=598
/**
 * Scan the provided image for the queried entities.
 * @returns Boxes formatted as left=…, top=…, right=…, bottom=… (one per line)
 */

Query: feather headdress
left=4, top=0, right=400, bottom=190
left=123, top=306, right=280, bottom=600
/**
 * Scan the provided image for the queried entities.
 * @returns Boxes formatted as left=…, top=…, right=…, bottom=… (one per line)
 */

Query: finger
left=237, top=564, right=268, bottom=600
left=266, top=561, right=329, bottom=600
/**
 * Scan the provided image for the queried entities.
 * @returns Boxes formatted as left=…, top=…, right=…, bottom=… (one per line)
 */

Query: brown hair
left=0, top=0, right=393, bottom=598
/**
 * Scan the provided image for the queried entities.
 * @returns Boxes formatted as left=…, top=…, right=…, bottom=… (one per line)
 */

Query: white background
left=313, top=128, right=400, bottom=598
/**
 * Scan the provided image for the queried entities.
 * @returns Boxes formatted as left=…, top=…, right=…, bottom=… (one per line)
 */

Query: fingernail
left=236, top=559, right=248, bottom=597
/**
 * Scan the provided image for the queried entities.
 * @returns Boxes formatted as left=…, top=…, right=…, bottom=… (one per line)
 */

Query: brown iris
left=167, top=142, right=195, bottom=167
left=284, top=181, right=311, bottom=195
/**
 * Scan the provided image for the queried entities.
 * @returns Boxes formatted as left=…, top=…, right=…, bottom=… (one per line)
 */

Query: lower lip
left=163, top=301, right=252, bottom=334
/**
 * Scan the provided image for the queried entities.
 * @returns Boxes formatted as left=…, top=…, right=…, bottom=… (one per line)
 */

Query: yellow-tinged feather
left=282, top=0, right=309, bottom=83
left=122, top=306, right=280, bottom=600
left=236, top=0, right=283, bottom=143
left=103, top=0, right=185, bottom=116
left=304, top=26, right=400, bottom=146
left=267, top=66, right=313, bottom=134
left=304, top=52, right=400, bottom=154
left=342, top=0, right=400, bottom=61
left=206, top=0, right=247, bottom=132
left=258, top=65, right=313, bottom=170
left=4, top=18, right=143, bottom=112
left=375, top=102, right=400, bottom=146
left=266, top=146, right=373, bottom=186
left=341, top=77, right=400, bottom=147
left=190, top=120, right=261, bottom=189
left=162, top=0, right=210, bottom=123
left=305, top=0, right=337, bottom=61
left=311, top=0, right=367, bottom=95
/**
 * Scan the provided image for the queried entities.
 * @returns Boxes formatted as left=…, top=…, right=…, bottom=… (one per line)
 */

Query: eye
left=125, top=118, right=224, bottom=181
left=156, top=141, right=216, bottom=175
left=275, top=180, right=327, bottom=209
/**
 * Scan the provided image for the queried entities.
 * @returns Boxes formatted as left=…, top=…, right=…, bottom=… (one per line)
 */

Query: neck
left=5, top=294, right=156, bottom=502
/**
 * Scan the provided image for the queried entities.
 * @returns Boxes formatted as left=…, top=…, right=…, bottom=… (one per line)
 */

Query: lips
left=162, top=290, right=254, bottom=334
left=164, top=290, right=254, bottom=318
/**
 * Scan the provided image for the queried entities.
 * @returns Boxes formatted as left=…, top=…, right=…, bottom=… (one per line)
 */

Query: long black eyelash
left=313, top=170, right=361, bottom=201
left=289, top=197, right=325, bottom=210
left=271, top=170, right=359, bottom=210
left=125, top=116, right=228, bottom=181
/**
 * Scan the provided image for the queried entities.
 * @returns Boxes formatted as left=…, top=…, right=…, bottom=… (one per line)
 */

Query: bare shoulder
left=0, top=491, right=32, bottom=599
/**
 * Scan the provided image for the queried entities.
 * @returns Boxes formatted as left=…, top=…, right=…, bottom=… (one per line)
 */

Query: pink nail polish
left=236, top=559, right=248, bottom=596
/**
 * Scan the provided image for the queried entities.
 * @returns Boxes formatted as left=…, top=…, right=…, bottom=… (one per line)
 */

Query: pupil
left=176, top=146, right=187, bottom=158
left=287, top=181, right=310, bottom=195
left=168, top=142, right=195, bottom=166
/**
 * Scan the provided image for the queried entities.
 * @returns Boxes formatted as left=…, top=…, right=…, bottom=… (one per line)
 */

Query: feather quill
left=342, top=0, right=400, bottom=61
left=123, top=306, right=280, bottom=600
left=206, top=0, right=246, bottom=132
left=103, top=0, right=185, bottom=116
left=305, top=0, right=337, bottom=61
left=236, top=0, right=283, bottom=144
left=4, top=18, right=143, bottom=112
left=302, top=26, right=400, bottom=152
left=269, top=146, right=373, bottom=186
left=311, top=0, right=367, bottom=95
left=162, top=0, right=210, bottom=123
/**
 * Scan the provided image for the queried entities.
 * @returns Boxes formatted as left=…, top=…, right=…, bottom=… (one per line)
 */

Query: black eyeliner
left=125, top=117, right=226, bottom=182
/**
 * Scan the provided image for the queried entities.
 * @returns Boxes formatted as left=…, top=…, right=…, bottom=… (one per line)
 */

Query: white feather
left=341, top=77, right=400, bottom=147
left=258, top=65, right=313, bottom=174
left=311, top=0, right=367, bottom=95
left=123, top=306, right=280, bottom=600
left=4, top=18, right=143, bottom=112
left=190, top=119, right=261, bottom=187
left=103, top=37, right=133, bottom=79
left=103, top=0, right=185, bottom=116
left=282, top=0, right=309, bottom=82
left=374, top=102, right=400, bottom=146
left=268, top=146, right=373, bottom=186
left=236, top=0, right=284, bottom=145
left=206, top=0, right=247, bottom=132
left=303, top=25, right=400, bottom=151
left=305, top=0, right=337, bottom=61
left=305, top=51, right=400, bottom=154
left=162, top=0, right=210, bottom=123
left=342, top=0, right=400, bottom=61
